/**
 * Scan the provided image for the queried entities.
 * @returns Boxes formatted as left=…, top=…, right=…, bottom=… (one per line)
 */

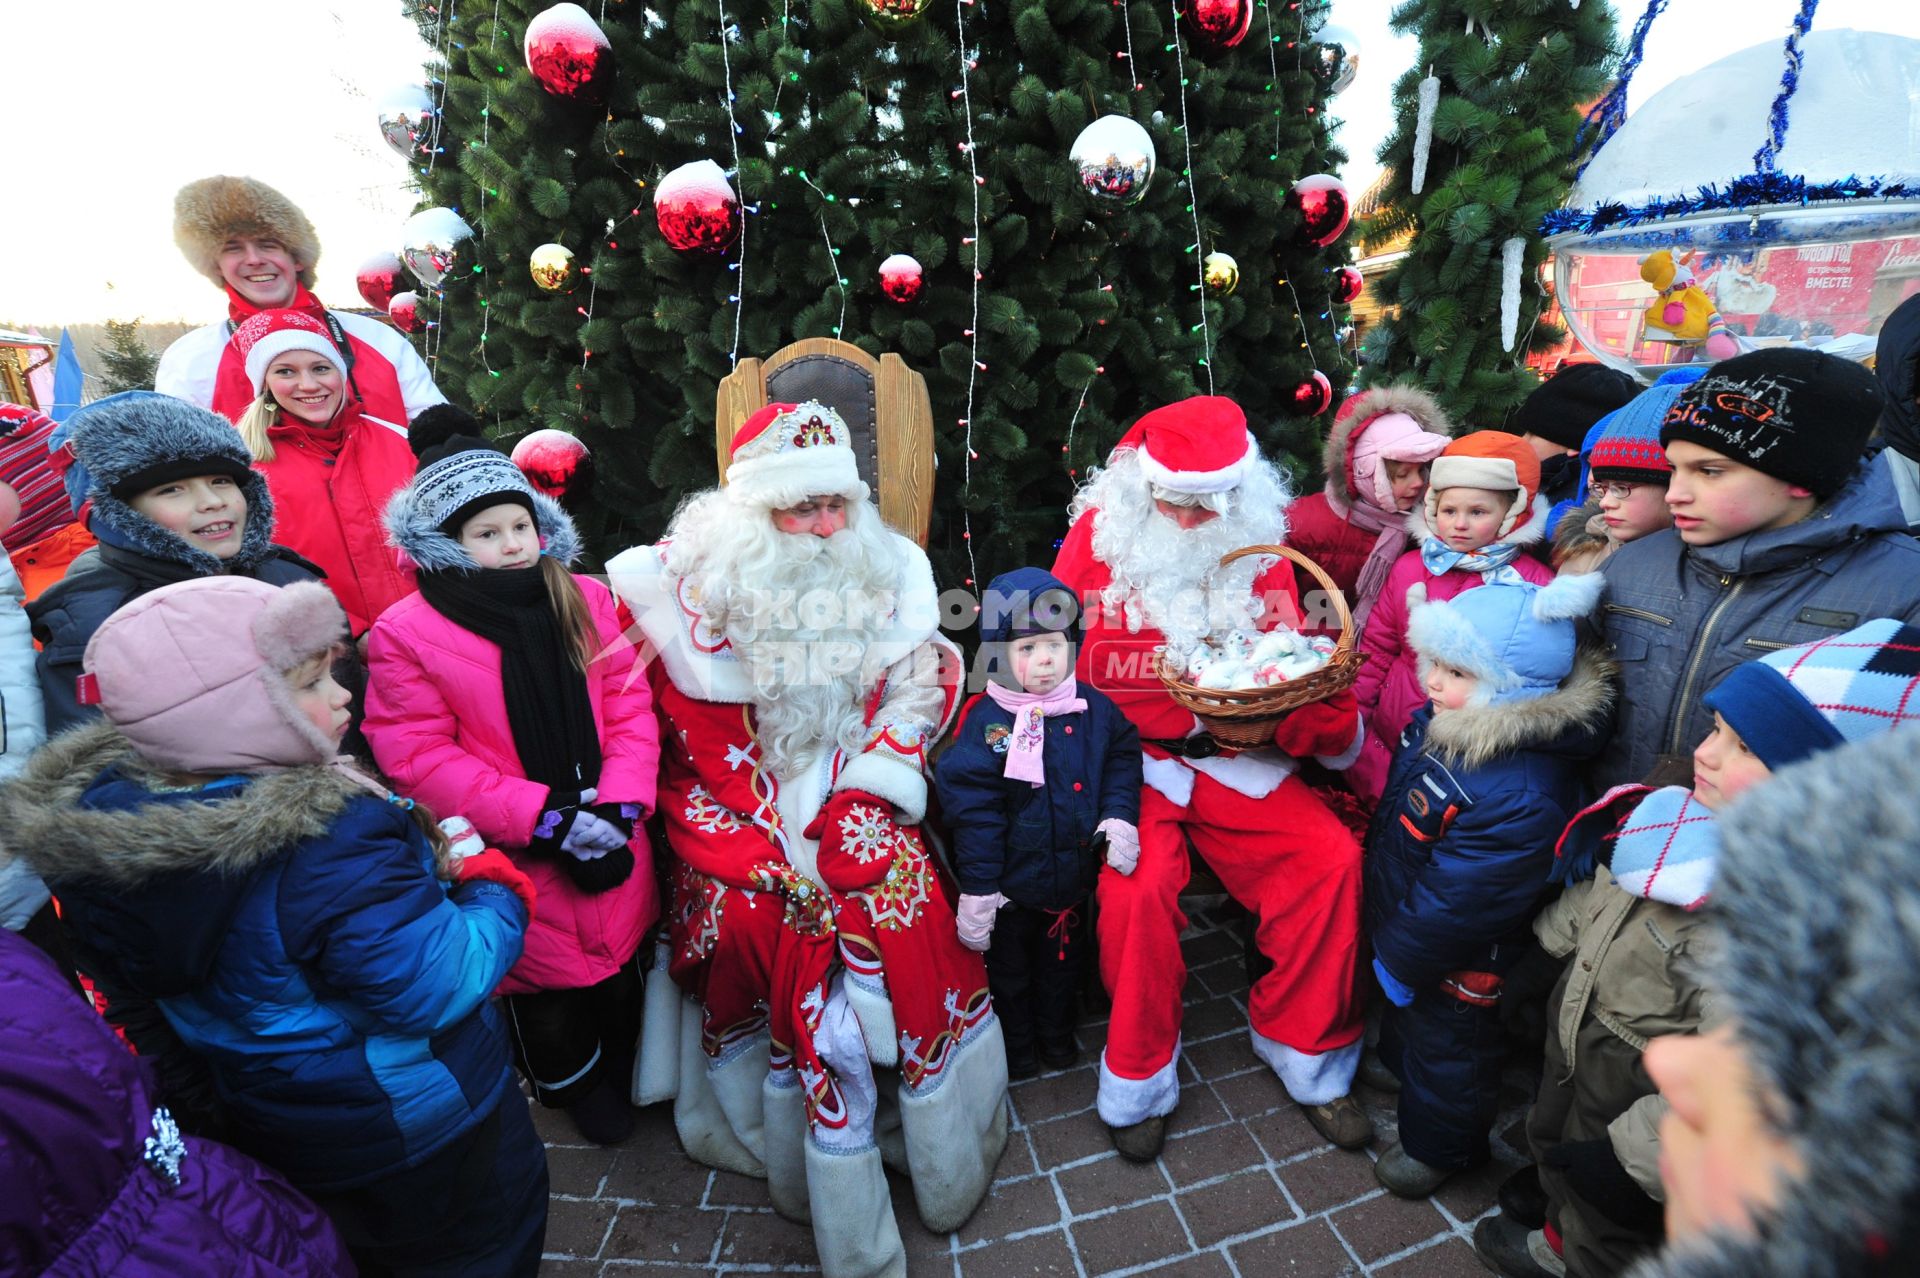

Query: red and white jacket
left=157, top=308, right=445, bottom=427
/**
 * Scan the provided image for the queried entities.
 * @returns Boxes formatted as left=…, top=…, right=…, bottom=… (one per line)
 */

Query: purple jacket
left=0, top=929, right=354, bottom=1277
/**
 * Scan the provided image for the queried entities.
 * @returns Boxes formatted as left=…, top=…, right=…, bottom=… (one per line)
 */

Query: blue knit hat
left=1702, top=618, right=1920, bottom=769
left=1587, top=366, right=1706, bottom=485
left=1405, top=573, right=1605, bottom=707
left=978, top=566, right=1081, bottom=646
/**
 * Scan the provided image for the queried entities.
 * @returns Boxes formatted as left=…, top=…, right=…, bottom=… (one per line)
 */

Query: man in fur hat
left=1051, top=395, right=1373, bottom=1160
left=607, top=402, right=1005, bottom=1278
left=155, top=175, right=445, bottom=426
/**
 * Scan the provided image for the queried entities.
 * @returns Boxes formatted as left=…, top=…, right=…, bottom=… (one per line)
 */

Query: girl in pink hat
left=1284, top=383, right=1455, bottom=635
left=0, top=575, right=547, bottom=1276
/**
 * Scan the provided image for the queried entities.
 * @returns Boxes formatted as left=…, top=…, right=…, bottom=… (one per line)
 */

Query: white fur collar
left=605, top=532, right=942, bottom=705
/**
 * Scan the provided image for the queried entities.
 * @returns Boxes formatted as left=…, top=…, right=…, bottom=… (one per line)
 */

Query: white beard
left=662, top=490, right=904, bottom=777
left=1071, top=450, right=1293, bottom=657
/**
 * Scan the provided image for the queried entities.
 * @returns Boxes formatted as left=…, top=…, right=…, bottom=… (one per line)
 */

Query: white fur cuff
left=1314, top=712, right=1366, bottom=772
left=1096, top=1039, right=1183, bottom=1127
left=1250, top=1030, right=1360, bottom=1106
left=836, top=752, right=929, bottom=825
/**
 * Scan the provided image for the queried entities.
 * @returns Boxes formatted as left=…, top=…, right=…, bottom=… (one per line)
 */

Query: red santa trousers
left=1099, top=770, right=1365, bottom=1092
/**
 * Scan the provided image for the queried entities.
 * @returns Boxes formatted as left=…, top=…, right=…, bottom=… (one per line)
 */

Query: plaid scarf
left=1608, top=784, right=1720, bottom=910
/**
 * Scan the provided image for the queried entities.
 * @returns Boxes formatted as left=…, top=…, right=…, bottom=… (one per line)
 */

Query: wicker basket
left=1154, top=544, right=1364, bottom=749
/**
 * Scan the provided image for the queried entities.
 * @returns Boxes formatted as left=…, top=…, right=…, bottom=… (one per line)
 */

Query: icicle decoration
left=1500, top=236, right=1526, bottom=352
left=1411, top=71, right=1441, bottom=195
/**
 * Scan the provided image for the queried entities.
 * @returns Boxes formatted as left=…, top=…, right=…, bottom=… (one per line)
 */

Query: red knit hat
left=1110, top=395, right=1259, bottom=494
left=1425, top=430, right=1542, bottom=538
left=231, top=309, right=344, bottom=396
left=724, top=400, right=868, bottom=510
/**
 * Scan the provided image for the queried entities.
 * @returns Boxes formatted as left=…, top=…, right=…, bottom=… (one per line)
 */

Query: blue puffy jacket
left=1364, top=649, right=1613, bottom=992
left=1, top=723, right=528, bottom=1194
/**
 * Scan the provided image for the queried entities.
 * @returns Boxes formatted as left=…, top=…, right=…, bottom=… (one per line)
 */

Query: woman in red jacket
left=230, top=309, right=419, bottom=635
left=363, top=413, right=659, bottom=1146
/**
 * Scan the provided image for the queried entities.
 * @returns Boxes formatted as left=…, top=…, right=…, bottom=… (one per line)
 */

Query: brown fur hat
left=172, top=176, right=321, bottom=289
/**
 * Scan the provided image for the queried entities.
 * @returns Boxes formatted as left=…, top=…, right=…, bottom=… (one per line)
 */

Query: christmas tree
left=1362, top=0, right=1617, bottom=426
left=406, top=0, right=1356, bottom=586
left=98, top=319, right=160, bottom=395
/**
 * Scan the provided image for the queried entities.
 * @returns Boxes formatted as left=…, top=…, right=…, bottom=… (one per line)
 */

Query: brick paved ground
left=532, top=901, right=1535, bottom=1276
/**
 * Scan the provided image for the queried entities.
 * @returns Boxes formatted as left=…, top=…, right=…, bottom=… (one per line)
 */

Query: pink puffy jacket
left=1347, top=546, right=1553, bottom=800
left=363, top=577, right=659, bottom=994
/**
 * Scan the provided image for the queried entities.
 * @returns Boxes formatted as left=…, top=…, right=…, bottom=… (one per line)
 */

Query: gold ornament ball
left=1203, top=251, right=1240, bottom=297
left=529, top=242, right=576, bottom=291
left=856, top=0, right=932, bottom=36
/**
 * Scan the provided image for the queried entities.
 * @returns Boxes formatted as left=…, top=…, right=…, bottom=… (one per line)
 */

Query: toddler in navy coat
left=936, top=567, right=1142, bottom=1079
left=1363, top=572, right=1613, bottom=1200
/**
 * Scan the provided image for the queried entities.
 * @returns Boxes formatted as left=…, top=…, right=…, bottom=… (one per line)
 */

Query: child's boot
left=1374, top=1141, right=1451, bottom=1197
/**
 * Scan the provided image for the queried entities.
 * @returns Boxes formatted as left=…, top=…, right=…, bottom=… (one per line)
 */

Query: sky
left=2, top=0, right=1916, bottom=325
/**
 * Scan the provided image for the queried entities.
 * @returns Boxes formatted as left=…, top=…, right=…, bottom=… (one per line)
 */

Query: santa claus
left=607, top=402, right=1006, bottom=1278
left=1051, top=395, right=1371, bottom=1160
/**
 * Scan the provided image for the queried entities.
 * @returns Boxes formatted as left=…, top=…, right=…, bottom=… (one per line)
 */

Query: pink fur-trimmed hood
left=82, top=578, right=349, bottom=773
left=1324, top=383, right=1454, bottom=515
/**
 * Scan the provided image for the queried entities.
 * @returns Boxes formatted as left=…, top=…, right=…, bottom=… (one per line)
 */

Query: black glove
left=1542, top=1138, right=1664, bottom=1233
left=526, top=788, right=593, bottom=859
left=1498, top=941, right=1567, bottom=1032
left=590, top=801, right=639, bottom=843
left=557, top=801, right=638, bottom=894
left=560, top=842, right=635, bottom=894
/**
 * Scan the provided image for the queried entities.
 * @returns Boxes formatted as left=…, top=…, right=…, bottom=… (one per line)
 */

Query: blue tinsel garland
left=1754, top=0, right=1820, bottom=174
left=1573, top=0, right=1669, bottom=178
left=1540, top=173, right=1917, bottom=238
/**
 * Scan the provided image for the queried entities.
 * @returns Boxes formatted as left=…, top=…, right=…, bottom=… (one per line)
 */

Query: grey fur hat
left=58, top=391, right=277, bottom=573
left=1627, top=722, right=1920, bottom=1278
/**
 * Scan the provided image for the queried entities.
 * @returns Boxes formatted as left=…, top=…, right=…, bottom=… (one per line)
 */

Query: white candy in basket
left=1183, top=627, right=1335, bottom=691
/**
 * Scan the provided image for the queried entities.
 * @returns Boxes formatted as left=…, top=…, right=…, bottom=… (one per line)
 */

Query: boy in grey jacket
left=1590, top=348, right=1920, bottom=791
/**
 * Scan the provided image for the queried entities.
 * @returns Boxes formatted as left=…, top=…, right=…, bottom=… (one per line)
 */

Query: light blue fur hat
left=1406, top=573, right=1604, bottom=706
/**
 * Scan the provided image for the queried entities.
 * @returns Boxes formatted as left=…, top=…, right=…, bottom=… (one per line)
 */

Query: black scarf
left=416, top=565, right=601, bottom=798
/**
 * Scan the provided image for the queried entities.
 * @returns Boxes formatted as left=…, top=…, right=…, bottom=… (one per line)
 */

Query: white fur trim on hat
left=243, top=328, right=345, bottom=395
left=1425, top=455, right=1529, bottom=538
left=1134, top=431, right=1259, bottom=495
left=724, top=401, right=869, bottom=509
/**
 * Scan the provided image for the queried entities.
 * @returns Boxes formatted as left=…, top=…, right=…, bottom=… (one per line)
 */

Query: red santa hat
left=1110, top=395, right=1259, bottom=494
left=231, top=309, right=345, bottom=396
left=724, top=400, right=870, bottom=510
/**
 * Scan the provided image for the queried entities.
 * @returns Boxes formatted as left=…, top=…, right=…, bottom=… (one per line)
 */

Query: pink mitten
left=1098, top=817, right=1140, bottom=876
left=956, top=892, right=1007, bottom=952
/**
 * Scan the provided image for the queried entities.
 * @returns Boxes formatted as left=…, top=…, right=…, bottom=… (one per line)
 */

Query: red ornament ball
left=1331, top=266, right=1364, bottom=305
left=388, top=292, right=422, bottom=334
left=1183, top=0, right=1254, bottom=54
left=1287, top=174, right=1351, bottom=249
left=654, top=159, right=741, bottom=254
left=511, top=428, right=594, bottom=501
left=1286, top=369, right=1334, bottom=418
left=878, top=253, right=925, bottom=305
left=524, top=3, right=613, bottom=102
left=356, top=252, right=404, bottom=312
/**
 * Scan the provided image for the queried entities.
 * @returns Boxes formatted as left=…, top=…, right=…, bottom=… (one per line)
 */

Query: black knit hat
left=1660, top=348, right=1885, bottom=499
left=405, top=403, right=537, bottom=534
left=1509, top=363, right=1642, bottom=451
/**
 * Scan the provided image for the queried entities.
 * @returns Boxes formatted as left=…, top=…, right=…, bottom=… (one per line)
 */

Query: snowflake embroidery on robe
left=684, top=784, right=744, bottom=834
left=851, top=834, right=932, bottom=931
left=835, top=800, right=902, bottom=865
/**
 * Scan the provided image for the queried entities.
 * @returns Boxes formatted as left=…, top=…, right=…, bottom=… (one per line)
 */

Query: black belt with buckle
left=1143, top=735, right=1223, bottom=759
